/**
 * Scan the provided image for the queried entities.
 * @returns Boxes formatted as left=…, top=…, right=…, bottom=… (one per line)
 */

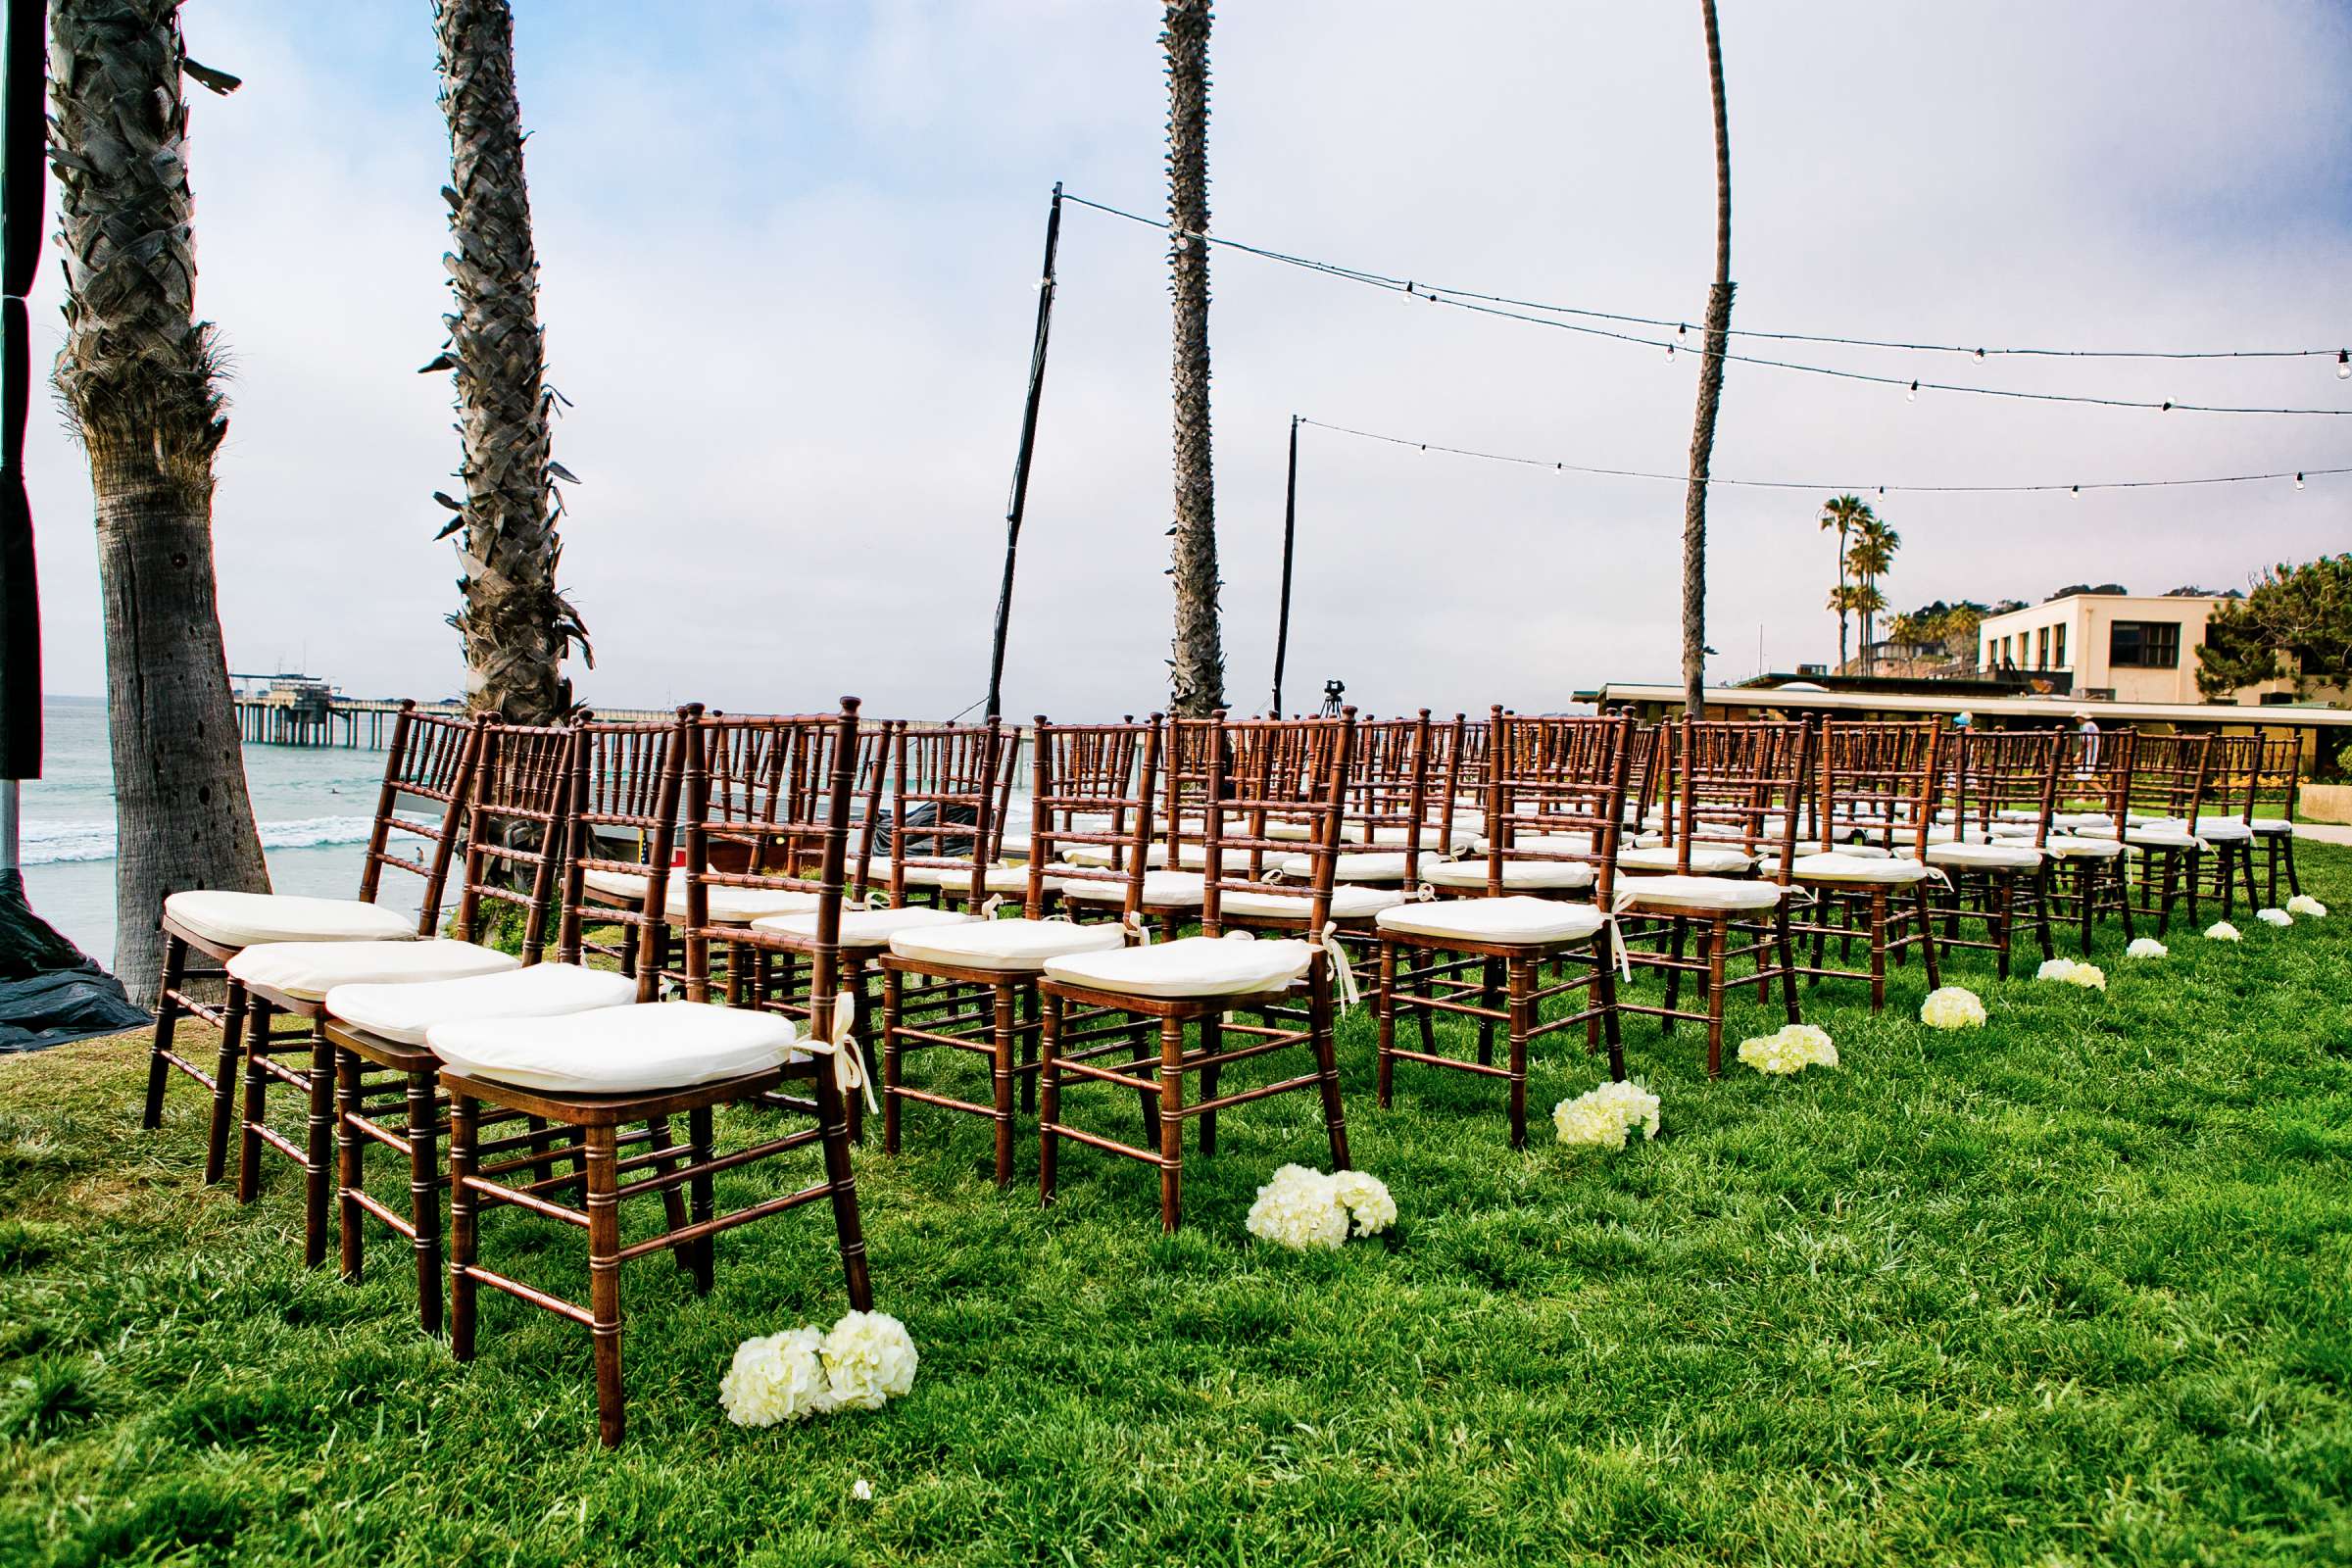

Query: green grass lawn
left=4, top=852, right=2350, bottom=1567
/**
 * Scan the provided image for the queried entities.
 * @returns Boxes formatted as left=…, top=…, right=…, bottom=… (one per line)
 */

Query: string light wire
left=1063, top=193, right=2352, bottom=416
left=1297, top=416, right=2351, bottom=495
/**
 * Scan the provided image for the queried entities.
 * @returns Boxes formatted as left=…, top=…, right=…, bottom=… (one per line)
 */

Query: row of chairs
left=136, top=701, right=2308, bottom=1444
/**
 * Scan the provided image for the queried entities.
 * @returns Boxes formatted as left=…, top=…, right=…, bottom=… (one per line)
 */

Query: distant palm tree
left=429, top=0, right=586, bottom=723
left=1161, top=0, right=1224, bottom=716
left=1844, top=515, right=1901, bottom=675
left=1818, top=495, right=1872, bottom=672
left=49, top=0, right=265, bottom=996
left=1679, top=0, right=1734, bottom=717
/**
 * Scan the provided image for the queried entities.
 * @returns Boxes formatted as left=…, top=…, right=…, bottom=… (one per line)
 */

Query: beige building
left=1977, top=591, right=2231, bottom=705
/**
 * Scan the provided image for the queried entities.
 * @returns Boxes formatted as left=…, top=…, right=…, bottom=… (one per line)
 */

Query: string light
left=1063, top=193, right=2352, bottom=411
left=1294, top=416, right=2350, bottom=496
left=2297, top=472, right=2307, bottom=490
left=2339, top=350, right=2350, bottom=379
left=1906, top=380, right=1918, bottom=402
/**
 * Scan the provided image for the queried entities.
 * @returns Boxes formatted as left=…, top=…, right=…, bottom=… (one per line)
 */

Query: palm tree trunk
left=50, top=0, right=265, bottom=996
left=432, top=0, right=580, bottom=724
left=1835, top=526, right=1849, bottom=672
left=1679, top=0, right=1733, bottom=717
left=1162, top=0, right=1224, bottom=717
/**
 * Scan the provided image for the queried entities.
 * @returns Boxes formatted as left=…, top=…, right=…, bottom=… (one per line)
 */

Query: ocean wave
left=20, top=814, right=377, bottom=866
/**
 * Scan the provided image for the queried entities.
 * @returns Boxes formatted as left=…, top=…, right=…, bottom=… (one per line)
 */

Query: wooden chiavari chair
left=1615, top=719, right=1808, bottom=1077
left=868, top=721, right=1021, bottom=909
left=1038, top=710, right=1356, bottom=1232
left=2187, top=733, right=2262, bottom=915
left=1776, top=719, right=1943, bottom=1011
left=2116, top=732, right=2218, bottom=934
left=875, top=718, right=1156, bottom=1186
left=1924, top=729, right=2059, bottom=977
left=320, top=715, right=668, bottom=1331
left=436, top=699, right=876, bottom=1448
left=1054, top=713, right=1212, bottom=936
left=1374, top=712, right=1632, bottom=1147
left=217, top=723, right=556, bottom=1267
left=2244, top=731, right=2305, bottom=902
left=145, top=702, right=480, bottom=1184
left=2040, top=728, right=2137, bottom=955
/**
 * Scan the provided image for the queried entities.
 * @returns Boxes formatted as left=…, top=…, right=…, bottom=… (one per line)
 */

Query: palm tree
left=1844, top=515, right=1900, bottom=675
left=1678, top=0, right=1734, bottom=717
left=1161, top=0, right=1223, bottom=716
left=49, top=0, right=265, bottom=997
left=1818, top=495, right=1872, bottom=672
left=429, top=0, right=585, bottom=723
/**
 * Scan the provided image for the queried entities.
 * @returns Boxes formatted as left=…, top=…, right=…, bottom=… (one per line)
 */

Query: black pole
left=981, top=182, right=1062, bottom=726
left=1268, top=414, right=1298, bottom=716
left=0, top=0, right=45, bottom=788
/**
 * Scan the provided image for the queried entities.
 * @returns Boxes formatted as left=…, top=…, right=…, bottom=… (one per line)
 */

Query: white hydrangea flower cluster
left=2256, top=906, right=2294, bottom=928
left=1737, top=1023, right=1838, bottom=1075
left=1550, top=1079, right=1662, bottom=1149
left=718, top=1311, right=918, bottom=1428
left=2286, top=895, right=2328, bottom=918
left=1919, top=986, right=1986, bottom=1030
left=2205, top=921, right=2241, bottom=941
left=2036, top=957, right=2106, bottom=990
left=1246, top=1164, right=1396, bottom=1250
left=2125, top=937, right=2168, bottom=959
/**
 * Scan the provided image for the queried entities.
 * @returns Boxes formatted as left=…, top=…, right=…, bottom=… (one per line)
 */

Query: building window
left=2036, top=627, right=2049, bottom=668
left=2109, top=620, right=2180, bottom=668
left=2054, top=624, right=2067, bottom=668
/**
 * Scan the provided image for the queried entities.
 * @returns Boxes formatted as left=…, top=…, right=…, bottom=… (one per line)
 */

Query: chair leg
left=2283, top=837, right=2301, bottom=898
left=812, top=1070, right=871, bottom=1311
left=1197, top=1011, right=1221, bottom=1156
left=1594, top=947, right=1627, bottom=1081
left=236, top=998, right=271, bottom=1204
left=408, top=1070, right=443, bottom=1337
left=1505, top=957, right=1533, bottom=1151
left=449, top=1092, right=479, bottom=1362
left=1019, top=985, right=1040, bottom=1116
left=583, top=1124, right=626, bottom=1449
left=2115, top=860, right=2135, bottom=943
left=1038, top=993, right=1063, bottom=1207
left=1476, top=957, right=1498, bottom=1066
left=142, top=935, right=187, bottom=1131
left=1662, top=917, right=1689, bottom=1035
left=2032, top=865, right=2056, bottom=962
left=1915, top=882, right=1940, bottom=991
left=204, top=981, right=248, bottom=1186
left=1867, top=890, right=1889, bottom=1012
left=688, top=1105, right=716, bottom=1294
left=336, top=1049, right=366, bottom=1284
left=1156, top=1016, right=1186, bottom=1234
left=1702, top=915, right=1730, bottom=1078
left=1311, top=964, right=1350, bottom=1173
left=645, top=1116, right=692, bottom=1270
left=1993, top=873, right=2015, bottom=981
left=1374, top=939, right=1397, bottom=1109
left=880, top=967, right=904, bottom=1156
left=991, top=982, right=1017, bottom=1188
left=2237, top=844, right=2259, bottom=913
left=304, top=1027, right=336, bottom=1269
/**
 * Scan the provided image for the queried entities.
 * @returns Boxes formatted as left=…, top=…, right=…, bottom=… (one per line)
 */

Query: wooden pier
left=229, top=674, right=666, bottom=749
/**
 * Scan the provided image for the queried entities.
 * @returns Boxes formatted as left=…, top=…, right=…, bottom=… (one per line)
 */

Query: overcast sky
left=23, top=0, right=2352, bottom=719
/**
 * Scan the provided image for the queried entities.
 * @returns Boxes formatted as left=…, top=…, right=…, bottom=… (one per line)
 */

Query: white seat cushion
left=2045, top=835, right=2125, bottom=859
left=2249, top=816, right=2292, bottom=836
left=1276, top=852, right=1412, bottom=884
left=2187, top=818, right=2253, bottom=842
left=2126, top=826, right=2203, bottom=851
left=1927, top=841, right=2044, bottom=870
left=1376, top=896, right=1606, bottom=947
left=583, top=866, right=819, bottom=924
left=752, top=905, right=975, bottom=950
left=1419, top=858, right=1596, bottom=891
left=1618, top=845, right=1753, bottom=875
left=1366, top=823, right=1481, bottom=854
left=1221, top=885, right=1407, bottom=920
left=1058, top=869, right=1206, bottom=908
left=1042, top=934, right=1313, bottom=1000
left=226, top=939, right=520, bottom=1003
left=165, top=891, right=416, bottom=949
left=1615, top=875, right=1786, bottom=911
left=1477, top=832, right=1596, bottom=857
left=1055, top=841, right=1169, bottom=869
left=325, top=962, right=639, bottom=1047
left=429, top=1001, right=797, bottom=1094
left=2054, top=812, right=2116, bottom=831
left=1771, top=853, right=1930, bottom=885
left=887, top=917, right=1125, bottom=972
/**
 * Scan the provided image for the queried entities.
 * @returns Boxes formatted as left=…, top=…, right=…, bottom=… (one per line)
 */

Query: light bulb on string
left=2070, top=485, right=2081, bottom=496
left=1906, top=380, right=1918, bottom=403
left=2338, top=350, right=2349, bottom=379
left=2296, top=472, right=2306, bottom=490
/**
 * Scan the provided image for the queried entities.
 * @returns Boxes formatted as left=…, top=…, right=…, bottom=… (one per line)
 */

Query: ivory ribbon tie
left=1317, top=921, right=1361, bottom=1009
left=818, top=990, right=879, bottom=1115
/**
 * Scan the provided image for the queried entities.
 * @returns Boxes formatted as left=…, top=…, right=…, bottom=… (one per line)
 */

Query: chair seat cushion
left=2126, top=826, right=2203, bottom=851
left=165, top=891, right=416, bottom=949
left=1475, top=832, right=1596, bottom=857
left=1058, top=870, right=1206, bottom=908
left=1277, top=852, right=1412, bottom=883
left=2053, top=812, right=2117, bottom=831
left=430, top=1001, right=797, bottom=1095
left=2249, top=816, right=2292, bottom=836
left=1056, top=841, right=1182, bottom=869
left=1376, top=896, right=1606, bottom=946
left=1365, top=823, right=1481, bottom=854
left=1770, top=853, right=1930, bottom=885
left=1615, top=874, right=1786, bottom=911
left=325, top=962, right=639, bottom=1047
left=1617, top=845, right=1754, bottom=875
left=887, top=916, right=1125, bottom=972
left=226, top=939, right=520, bottom=1003
left=1042, top=934, right=1314, bottom=1000
left=1926, top=840, right=2044, bottom=870
left=582, top=866, right=819, bottom=924
left=1419, top=858, right=1596, bottom=891
left=752, top=906, right=975, bottom=950
left=2187, top=818, right=2253, bottom=842
left=1221, top=885, right=1407, bottom=921
left=2045, top=835, right=2125, bottom=858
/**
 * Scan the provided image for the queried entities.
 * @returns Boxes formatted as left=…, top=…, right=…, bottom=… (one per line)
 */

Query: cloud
left=25, top=0, right=2351, bottom=719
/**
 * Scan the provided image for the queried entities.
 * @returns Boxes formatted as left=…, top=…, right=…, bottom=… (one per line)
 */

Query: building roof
left=1578, top=681, right=2352, bottom=729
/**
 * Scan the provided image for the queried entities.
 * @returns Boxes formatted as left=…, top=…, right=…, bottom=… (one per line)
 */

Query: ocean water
left=18, top=696, right=413, bottom=967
